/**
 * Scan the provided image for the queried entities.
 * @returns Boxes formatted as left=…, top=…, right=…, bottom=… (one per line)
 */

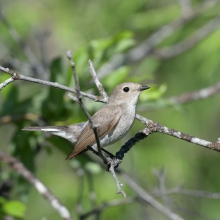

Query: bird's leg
left=87, top=146, right=99, bottom=156
left=87, top=146, right=115, bottom=158
left=87, top=146, right=121, bottom=170
left=101, top=148, right=115, bottom=159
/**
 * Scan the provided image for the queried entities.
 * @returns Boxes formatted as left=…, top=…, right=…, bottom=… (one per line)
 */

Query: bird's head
left=108, top=82, right=150, bottom=105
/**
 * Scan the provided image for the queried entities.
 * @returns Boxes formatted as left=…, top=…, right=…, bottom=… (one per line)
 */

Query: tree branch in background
left=0, top=150, right=74, bottom=220
left=154, top=16, right=220, bottom=59
left=178, top=0, right=193, bottom=18
left=119, top=170, right=184, bottom=220
left=0, top=113, right=39, bottom=125
left=169, top=81, right=220, bottom=104
left=88, top=60, right=108, bottom=102
left=79, top=197, right=136, bottom=220
left=97, top=0, right=219, bottom=79
left=0, top=9, right=47, bottom=77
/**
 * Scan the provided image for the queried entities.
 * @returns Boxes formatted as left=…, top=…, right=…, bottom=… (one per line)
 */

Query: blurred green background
left=1, top=0, right=220, bottom=219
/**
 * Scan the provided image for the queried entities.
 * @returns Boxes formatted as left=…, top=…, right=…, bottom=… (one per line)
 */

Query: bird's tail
left=22, top=125, right=84, bottom=144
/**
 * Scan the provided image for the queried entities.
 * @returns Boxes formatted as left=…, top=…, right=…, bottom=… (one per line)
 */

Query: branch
left=169, top=81, right=220, bottom=104
left=0, top=150, right=74, bottom=220
left=88, top=152, right=184, bottom=220
left=178, top=0, right=193, bottom=18
left=0, top=9, right=46, bottom=77
left=108, top=158, right=126, bottom=197
left=0, top=77, right=14, bottom=90
left=119, top=170, right=184, bottom=220
left=0, top=66, right=102, bottom=102
left=80, top=197, right=135, bottom=220
left=66, top=50, right=106, bottom=163
left=153, top=16, right=220, bottom=59
left=97, top=0, right=219, bottom=79
left=0, top=113, right=39, bottom=125
left=88, top=60, right=108, bottom=102
left=136, top=114, right=220, bottom=152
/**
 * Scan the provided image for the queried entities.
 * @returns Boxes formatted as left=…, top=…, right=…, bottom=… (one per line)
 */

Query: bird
left=22, top=82, right=150, bottom=159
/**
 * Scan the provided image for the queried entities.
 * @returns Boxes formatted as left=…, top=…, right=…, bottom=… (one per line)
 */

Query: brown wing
left=66, top=105, right=122, bottom=159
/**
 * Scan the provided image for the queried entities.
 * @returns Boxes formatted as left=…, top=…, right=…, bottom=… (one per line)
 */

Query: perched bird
left=22, top=82, right=150, bottom=159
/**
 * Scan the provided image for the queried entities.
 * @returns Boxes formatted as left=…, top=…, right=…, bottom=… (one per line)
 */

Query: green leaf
left=84, top=162, right=101, bottom=174
left=103, top=66, right=130, bottom=89
left=139, top=84, right=167, bottom=101
left=3, top=200, right=26, bottom=218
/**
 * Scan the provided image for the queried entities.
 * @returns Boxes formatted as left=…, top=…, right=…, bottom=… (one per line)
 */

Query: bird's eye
left=123, top=87, right=130, bottom=92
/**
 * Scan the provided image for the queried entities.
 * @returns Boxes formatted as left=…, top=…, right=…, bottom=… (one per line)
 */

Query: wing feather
left=66, top=105, right=121, bottom=159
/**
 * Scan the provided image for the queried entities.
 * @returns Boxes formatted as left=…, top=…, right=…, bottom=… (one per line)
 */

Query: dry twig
left=0, top=150, right=74, bottom=220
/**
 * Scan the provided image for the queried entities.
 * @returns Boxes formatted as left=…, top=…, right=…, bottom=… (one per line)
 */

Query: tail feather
left=22, top=123, right=86, bottom=144
left=22, top=126, right=64, bottom=132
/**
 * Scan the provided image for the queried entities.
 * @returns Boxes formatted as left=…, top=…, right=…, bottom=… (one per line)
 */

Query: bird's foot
left=106, top=157, right=122, bottom=171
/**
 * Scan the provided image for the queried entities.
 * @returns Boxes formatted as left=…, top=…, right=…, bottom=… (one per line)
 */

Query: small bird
left=22, top=82, right=150, bottom=159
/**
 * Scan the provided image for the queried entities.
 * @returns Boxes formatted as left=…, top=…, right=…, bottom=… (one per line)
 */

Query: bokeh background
left=1, top=0, right=220, bottom=219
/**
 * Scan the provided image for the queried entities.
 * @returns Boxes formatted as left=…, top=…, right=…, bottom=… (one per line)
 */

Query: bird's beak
left=138, top=85, right=150, bottom=91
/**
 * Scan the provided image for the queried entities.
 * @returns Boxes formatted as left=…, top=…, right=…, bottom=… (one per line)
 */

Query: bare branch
left=119, top=170, right=184, bottom=220
left=136, top=115, right=220, bottom=153
left=66, top=50, right=107, bottom=163
left=107, top=158, right=126, bottom=197
left=0, top=9, right=46, bottom=77
left=0, top=113, right=39, bottom=125
left=178, top=0, right=193, bottom=18
left=169, top=81, right=220, bottom=104
left=153, top=168, right=173, bottom=208
left=153, top=186, right=220, bottom=199
left=154, top=16, right=220, bottom=59
left=89, top=152, right=184, bottom=220
left=0, top=150, right=74, bottom=220
left=88, top=60, right=108, bottom=102
left=0, top=66, right=102, bottom=102
left=0, top=77, right=14, bottom=90
left=97, top=0, right=219, bottom=79
left=80, top=197, right=135, bottom=219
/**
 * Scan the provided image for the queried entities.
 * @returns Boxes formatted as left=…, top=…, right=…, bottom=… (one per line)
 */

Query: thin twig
left=169, top=81, right=220, bottom=104
left=153, top=168, right=173, bottom=208
left=152, top=184, right=220, bottom=199
left=0, top=150, right=74, bottom=220
left=80, top=197, right=135, bottom=219
left=0, top=9, right=46, bottom=77
left=0, top=66, right=102, bottom=102
left=107, top=158, right=126, bottom=197
left=178, top=0, right=193, bottom=18
left=119, top=170, right=184, bottom=220
left=97, top=0, right=219, bottom=79
left=88, top=60, right=108, bottom=102
left=0, top=77, right=14, bottom=90
left=0, top=113, right=39, bottom=125
left=66, top=51, right=107, bottom=163
left=89, top=153, right=184, bottom=220
left=154, top=16, right=220, bottom=59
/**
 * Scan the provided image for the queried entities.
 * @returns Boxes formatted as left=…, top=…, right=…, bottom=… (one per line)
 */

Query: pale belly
left=91, top=107, right=136, bottom=150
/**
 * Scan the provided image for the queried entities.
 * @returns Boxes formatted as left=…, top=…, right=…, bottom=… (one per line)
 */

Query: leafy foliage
left=1, top=0, right=220, bottom=219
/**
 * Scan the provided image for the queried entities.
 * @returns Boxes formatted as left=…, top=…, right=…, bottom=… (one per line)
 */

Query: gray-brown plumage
left=22, top=82, right=150, bottom=159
